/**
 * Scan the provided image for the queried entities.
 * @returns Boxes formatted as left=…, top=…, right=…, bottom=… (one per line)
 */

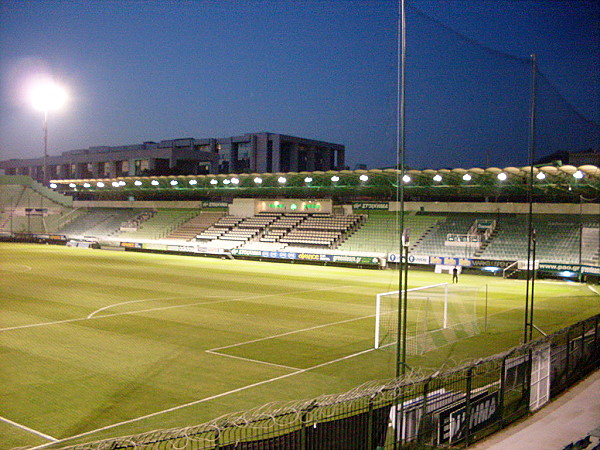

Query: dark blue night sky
left=1, top=0, right=598, bottom=170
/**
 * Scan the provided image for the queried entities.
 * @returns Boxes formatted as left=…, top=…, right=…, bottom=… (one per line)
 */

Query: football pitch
left=1, top=243, right=599, bottom=448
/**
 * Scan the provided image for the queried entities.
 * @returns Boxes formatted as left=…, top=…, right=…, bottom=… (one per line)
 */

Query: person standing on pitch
left=452, top=266, right=459, bottom=283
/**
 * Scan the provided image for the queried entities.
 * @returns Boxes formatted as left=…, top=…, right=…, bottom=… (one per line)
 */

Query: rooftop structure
left=0, top=132, right=345, bottom=183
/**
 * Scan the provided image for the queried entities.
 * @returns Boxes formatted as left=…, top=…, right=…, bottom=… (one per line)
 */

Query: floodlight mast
left=30, top=80, right=67, bottom=185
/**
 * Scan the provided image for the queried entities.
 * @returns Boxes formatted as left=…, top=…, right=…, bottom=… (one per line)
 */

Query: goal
left=374, top=283, right=481, bottom=355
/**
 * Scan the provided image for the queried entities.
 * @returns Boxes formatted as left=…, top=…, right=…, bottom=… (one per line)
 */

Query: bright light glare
left=223, top=179, right=231, bottom=185
left=134, top=180, right=143, bottom=186
left=231, top=177, right=239, bottom=185
left=254, top=177, right=262, bottom=184
left=433, top=174, right=443, bottom=182
left=189, top=179, right=197, bottom=185
left=536, top=172, right=546, bottom=180
left=69, top=183, right=76, bottom=188
left=170, top=180, right=178, bottom=186
left=331, top=175, right=340, bottom=182
left=112, top=181, right=120, bottom=187
left=96, top=182, right=104, bottom=188
left=119, top=181, right=126, bottom=186
left=30, top=80, right=68, bottom=112
left=462, top=174, right=472, bottom=181
left=278, top=177, right=287, bottom=184
left=210, top=179, right=218, bottom=185
left=558, top=270, right=578, bottom=278
left=49, top=183, right=57, bottom=189
left=151, top=180, right=159, bottom=186
left=83, top=183, right=91, bottom=188
left=359, top=174, right=369, bottom=182
left=573, top=170, right=584, bottom=179
left=497, top=173, right=507, bottom=181
left=304, top=177, right=313, bottom=183
left=402, top=175, right=411, bottom=183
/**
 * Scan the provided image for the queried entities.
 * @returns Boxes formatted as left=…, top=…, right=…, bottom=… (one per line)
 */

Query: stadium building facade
left=0, top=132, right=345, bottom=182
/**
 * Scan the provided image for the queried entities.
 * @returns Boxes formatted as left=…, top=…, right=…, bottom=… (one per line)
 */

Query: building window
left=135, top=159, right=149, bottom=175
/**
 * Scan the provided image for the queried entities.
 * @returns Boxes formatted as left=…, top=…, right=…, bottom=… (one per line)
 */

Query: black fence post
left=419, top=378, right=430, bottom=445
left=594, top=315, right=600, bottom=367
left=300, top=410, right=309, bottom=450
left=214, top=429, right=220, bottom=450
left=367, top=397, right=374, bottom=450
left=464, top=368, right=473, bottom=446
left=498, top=356, right=506, bottom=428
left=566, top=328, right=571, bottom=384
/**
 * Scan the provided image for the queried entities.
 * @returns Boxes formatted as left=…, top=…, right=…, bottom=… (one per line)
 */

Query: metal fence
left=63, top=313, right=600, bottom=450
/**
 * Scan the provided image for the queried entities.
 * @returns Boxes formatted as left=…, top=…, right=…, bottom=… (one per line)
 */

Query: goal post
left=374, top=283, right=448, bottom=350
left=374, top=283, right=481, bottom=354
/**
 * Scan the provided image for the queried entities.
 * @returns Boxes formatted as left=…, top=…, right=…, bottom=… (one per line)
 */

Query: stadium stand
left=165, top=210, right=225, bottom=240
left=411, top=214, right=481, bottom=258
left=116, top=209, right=198, bottom=241
left=477, top=215, right=597, bottom=264
left=194, top=212, right=365, bottom=251
left=338, top=211, right=441, bottom=254
left=57, top=208, right=143, bottom=239
left=0, top=176, right=76, bottom=234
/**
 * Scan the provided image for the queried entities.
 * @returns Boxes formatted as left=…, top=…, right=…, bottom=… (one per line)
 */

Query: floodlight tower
left=30, top=80, right=67, bottom=185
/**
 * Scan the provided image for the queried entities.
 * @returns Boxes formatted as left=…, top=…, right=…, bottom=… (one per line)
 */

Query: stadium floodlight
left=462, top=173, right=472, bottom=181
left=134, top=180, right=142, bottom=186
left=96, top=182, right=104, bottom=188
left=497, top=172, right=507, bottom=181
left=210, top=179, right=218, bottom=185
left=151, top=180, right=159, bottom=186
left=433, top=174, right=443, bottom=182
left=536, top=172, right=546, bottom=180
left=402, top=174, right=411, bottom=183
left=30, top=78, right=68, bottom=185
left=170, top=180, right=178, bottom=186
left=304, top=176, right=313, bottom=183
left=49, top=183, right=57, bottom=189
left=573, top=170, right=584, bottom=180
left=189, top=179, right=197, bottom=185
left=331, top=175, right=340, bottom=182
left=69, top=183, right=76, bottom=188
left=83, top=182, right=91, bottom=188
left=254, top=177, right=263, bottom=184
left=231, top=177, right=239, bottom=185
left=359, top=174, right=369, bottom=182
left=278, top=176, right=287, bottom=184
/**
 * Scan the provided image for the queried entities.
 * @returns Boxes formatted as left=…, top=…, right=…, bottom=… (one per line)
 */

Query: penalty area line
left=209, top=313, right=376, bottom=352
left=0, top=415, right=58, bottom=442
left=31, top=345, right=376, bottom=449
left=205, top=350, right=302, bottom=371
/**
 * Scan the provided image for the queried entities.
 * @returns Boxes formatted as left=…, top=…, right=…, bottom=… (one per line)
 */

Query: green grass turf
left=1, top=243, right=599, bottom=448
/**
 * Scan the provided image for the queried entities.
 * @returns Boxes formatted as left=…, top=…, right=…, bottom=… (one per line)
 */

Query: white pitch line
left=209, top=313, right=375, bottom=352
left=1, top=285, right=353, bottom=333
left=0, top=415, right=58, bottom=442
left=87, top=295, right=220, bottom=319
left=31, top=345, right=377, bottom=449
left=205, top=350, right=302, bottom=371
left=29, top=369, right=306, bottom=450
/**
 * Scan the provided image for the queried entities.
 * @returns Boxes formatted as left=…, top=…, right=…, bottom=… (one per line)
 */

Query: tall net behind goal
left=374, top=283, right=481, bottom=355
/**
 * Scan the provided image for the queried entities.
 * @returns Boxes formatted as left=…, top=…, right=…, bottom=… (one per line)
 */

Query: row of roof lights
left=50, top=170, right=587, bottom=189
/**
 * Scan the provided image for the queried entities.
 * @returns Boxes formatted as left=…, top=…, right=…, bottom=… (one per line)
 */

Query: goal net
left=374, top=283, right=481, bottom=355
